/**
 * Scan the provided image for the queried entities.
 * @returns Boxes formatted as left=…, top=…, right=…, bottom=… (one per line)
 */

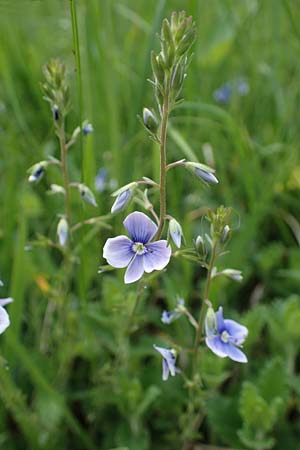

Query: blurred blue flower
left=83, top=122, right=93, bottom=135
left=213, top=84, right=232, bottom=104
left=153, top=345, right=179, bottom=381
left=237, top=79, right=249, bottom=96
left=213, top=78, right=249, bottom=104
left=103, top=211, right=171, bottom=284
left=161, top=298, right=185, bottom=324
left=94, top=168, right=107, bottom=193
left=205, top=306, right=248, bottom=363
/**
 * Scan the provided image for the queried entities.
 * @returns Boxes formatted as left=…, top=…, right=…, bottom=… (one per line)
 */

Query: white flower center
left=132, top=242, right=146, bottom=255
left=221, top=330, right=230, bottom=343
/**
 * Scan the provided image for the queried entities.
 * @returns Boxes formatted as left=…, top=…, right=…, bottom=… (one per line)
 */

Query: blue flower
left=94, top=168, right=107, bottom=193
left=103, top=212, right=171, bottom=284
left=213, top=84, right=232, bottom=104
left=205, top=306, right=248, bottom=363
left=161, top=298, right=185, bottom=324
left=153, top=345, right=179, bottom=381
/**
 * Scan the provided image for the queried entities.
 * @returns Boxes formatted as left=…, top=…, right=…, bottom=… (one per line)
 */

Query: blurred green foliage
left=1, top=0, right=300, bottom=449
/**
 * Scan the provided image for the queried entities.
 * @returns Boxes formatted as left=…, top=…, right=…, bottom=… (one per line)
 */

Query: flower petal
left=0, top=306, right=10, bottom=334
left=123, top=212, right=157, bottom=244
left=143, top=241, right=171, bottom=273
left=162, top=359, right=170, bottom=381
left=124, top=255, right=144, bottom=284
left=224, top=319, right=248, bottom=346
left=0, top=298, right=13, bottom=307
left=225, top=344, right=248, bottom=363
left=216, top=306, right=225, bottom=333
left=205, top=336, right=227, bottom=358
left=103, top=235, right=133, bottom=268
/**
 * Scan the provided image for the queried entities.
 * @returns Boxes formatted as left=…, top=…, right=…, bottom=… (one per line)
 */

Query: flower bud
left=111, top=188, right=132, bottom=214
left=185, top=162, right=219, bottom=185
left=205, top=306, right=217, bottom=338
left=82, top=122, right=93, bottom=135
left=57, top=217, right=68, bottom=247
left=221, top=269, right=243, bottom=282
left=52, top=104, right=59, bottom=121
left=79, top=184, right=98, bottom=207
left=28, top=162, right=47, bottom=184
left=221, top=225, right=231, bottom=243
left=195, top=235, right=206, bottom=256
left=143, top=108, right=158, bottom=133
left=169, top=218, right=183, bottom=248
left=151, top=51, right=165, bottom=86
left=48, top=184, right=65, bottom=195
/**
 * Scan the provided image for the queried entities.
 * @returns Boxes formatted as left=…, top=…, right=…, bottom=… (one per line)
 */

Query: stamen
left=132, top=242, right=146, bottom=255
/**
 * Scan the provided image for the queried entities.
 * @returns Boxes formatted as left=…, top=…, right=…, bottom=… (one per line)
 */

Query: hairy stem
left=154, top=78, right=171, bottom=240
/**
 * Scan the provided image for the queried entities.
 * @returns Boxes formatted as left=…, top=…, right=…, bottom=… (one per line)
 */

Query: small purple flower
left=153, top=345, right=179, bottom=381
left=205, top=306, right=248, bottom=363
left=194, top=167, right=219, bottom=184
left=103, top=212, right=171, bottom=284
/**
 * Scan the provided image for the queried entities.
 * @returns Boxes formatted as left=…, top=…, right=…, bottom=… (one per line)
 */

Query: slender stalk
left=193, top=240, right=217, bottom=370
left=154, top=77, right=171, bottom=240
left=70, top=0, right=83, bottom=174
left=59, top=126, right=71, bottom=225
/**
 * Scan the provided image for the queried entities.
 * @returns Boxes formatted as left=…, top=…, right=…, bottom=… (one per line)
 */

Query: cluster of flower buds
left=41, top=59, right=70, bottom=126
left=150, top=11, right=196, bottom=114
left=207, top=205, right=232, bottom=243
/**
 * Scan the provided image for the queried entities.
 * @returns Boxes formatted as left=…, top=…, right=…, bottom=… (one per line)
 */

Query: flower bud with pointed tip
left=169, top=218, right=183, bottom=248
left=79, top=184, right=98, bottom=207
left=221, top=269, right=243, bottom=282
left=195, top=235, right=206, bottom=256
left=111, top=188, right=132, bottom=214
left=221, top=225, right=231, bottom=244
left=205, top=306, right=217, bottom=338
left=185, top=162, right=219, bottom=185
left=143, top=108, right=159, bottom=133
left=52, top=104, right=59, bottom=121
left=57, top=217, right=68, bottom=247
left=48, top=184, right=65, bottom=195
left=28, top=162, right=47, bottom=184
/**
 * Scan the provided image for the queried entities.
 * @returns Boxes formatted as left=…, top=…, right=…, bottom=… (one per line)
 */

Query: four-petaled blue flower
left=205, top=306, right=248, bottom=363
left=103, top=211, right=171, bottom=284
left=154, top=345, right=179, bottom=381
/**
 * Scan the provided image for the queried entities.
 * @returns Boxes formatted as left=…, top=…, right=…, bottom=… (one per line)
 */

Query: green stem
left=70, top=0, right=83, bottom=177
left=59, top=126, right=71, bottom=225
left=193, top=240, right=217, bottom=371
left=154, top=78, right=171, bottom=240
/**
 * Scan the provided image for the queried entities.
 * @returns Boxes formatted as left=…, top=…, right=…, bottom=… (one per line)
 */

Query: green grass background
left=1, top=1, right=300, bottom=449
